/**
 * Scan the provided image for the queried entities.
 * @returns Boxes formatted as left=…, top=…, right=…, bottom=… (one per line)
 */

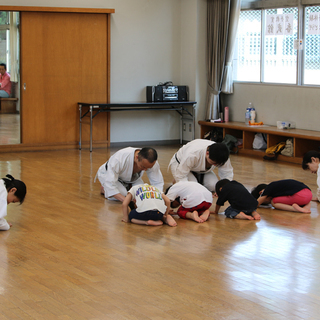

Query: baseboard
left=110, top=139, right=181, bottom=148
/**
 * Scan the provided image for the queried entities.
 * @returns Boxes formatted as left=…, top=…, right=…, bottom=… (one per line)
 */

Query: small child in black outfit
left=214, top=179, right=261, bottom=220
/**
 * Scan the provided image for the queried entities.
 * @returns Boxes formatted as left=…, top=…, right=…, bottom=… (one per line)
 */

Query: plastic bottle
left=245, top=103, right=252, bottom=125
left=224, top=106, right=229, bottom=122
left=250, top=107, right=256, bottom=123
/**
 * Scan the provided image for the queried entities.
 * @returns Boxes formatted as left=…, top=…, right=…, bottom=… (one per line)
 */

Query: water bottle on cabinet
left=245, top=102, right=253, bottom=125
left=250, top=106, right=256, bottom=124
left=224, top=106, right=229, bottom=122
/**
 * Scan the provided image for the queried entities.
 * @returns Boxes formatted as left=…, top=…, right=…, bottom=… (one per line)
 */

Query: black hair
left=208, top=143, right=229, bottom=166
left=251, top=183, right=267, bottom=199
left=302, top=150, right=320, bottom=170
left=165, top=185, right=180, bottom=208
left=0, top=63, right=6, bottom=70
left=3, top=174, right=27, bottom=204
left=215, top=179, right=230, bottom=197
left=138, top=147, right=158, bottom=163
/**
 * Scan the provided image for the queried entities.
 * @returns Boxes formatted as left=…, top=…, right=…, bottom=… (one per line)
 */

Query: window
left=263, top=8, right=298, bottom=84
left=234, top=3, right=320, bottom=86
left=0, top=12, right=9, bottom=70
left=305, top=6, right=320, bottom=85
left=233, top=10, right=261, bottom=82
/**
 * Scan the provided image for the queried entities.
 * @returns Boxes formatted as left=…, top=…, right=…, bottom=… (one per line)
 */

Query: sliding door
left=20, top=11, right=109, bottom=145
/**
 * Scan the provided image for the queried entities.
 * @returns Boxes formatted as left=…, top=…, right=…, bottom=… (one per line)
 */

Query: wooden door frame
left=0, top=6, right=114, bottom=152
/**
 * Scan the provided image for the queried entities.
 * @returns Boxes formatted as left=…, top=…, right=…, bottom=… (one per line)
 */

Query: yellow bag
left=265, top=141, right=286, bottom=155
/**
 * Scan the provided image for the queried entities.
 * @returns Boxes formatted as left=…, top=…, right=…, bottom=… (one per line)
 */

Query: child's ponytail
left=2, top=174, right=27, bottom=203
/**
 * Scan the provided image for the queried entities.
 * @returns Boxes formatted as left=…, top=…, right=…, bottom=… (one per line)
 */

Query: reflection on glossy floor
left=0, top=145, right=319, bottom=319
left=0, top=114, right=20, bottom=145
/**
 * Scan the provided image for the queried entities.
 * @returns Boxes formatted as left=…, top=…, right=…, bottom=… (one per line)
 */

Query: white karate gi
left=168, top=139, right=233, bottom=192
left=0, top=180, right=10, bottom=231
left=97, top=147, right=164, bottom=199
left=317, top=165, right=320, bottom=202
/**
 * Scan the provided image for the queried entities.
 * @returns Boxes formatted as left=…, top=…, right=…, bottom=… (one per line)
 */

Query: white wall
left=223, top=83, right=320, bottom=131
left=7, top=0, right=207, bottom=143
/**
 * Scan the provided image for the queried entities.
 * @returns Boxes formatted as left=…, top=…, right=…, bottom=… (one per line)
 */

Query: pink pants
left=272, top=188, right=312, bottom=206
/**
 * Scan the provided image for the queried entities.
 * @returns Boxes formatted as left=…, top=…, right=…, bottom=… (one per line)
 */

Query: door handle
left=23, top=83, right=26, bottom=91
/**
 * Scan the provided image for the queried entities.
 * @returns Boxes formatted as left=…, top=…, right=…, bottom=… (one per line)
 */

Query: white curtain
left=221, top=0, right=241, bottom=94
left=206, top=0, right=241, bottom=120
left=9, top=12, right=19, bottom=82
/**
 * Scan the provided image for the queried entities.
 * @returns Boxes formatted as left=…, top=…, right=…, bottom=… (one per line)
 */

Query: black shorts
left=129, top=209, right=164, bottom=222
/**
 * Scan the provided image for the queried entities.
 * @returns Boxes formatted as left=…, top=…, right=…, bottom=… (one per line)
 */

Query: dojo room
left=0, top=1, right=319, bottom=319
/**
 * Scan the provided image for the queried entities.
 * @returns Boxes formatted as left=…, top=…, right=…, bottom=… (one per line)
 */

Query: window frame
left=235, top=2, right=320, bottom=87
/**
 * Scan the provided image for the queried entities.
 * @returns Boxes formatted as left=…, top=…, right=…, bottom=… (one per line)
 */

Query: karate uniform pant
left=96, top=163, right=144, bottom=200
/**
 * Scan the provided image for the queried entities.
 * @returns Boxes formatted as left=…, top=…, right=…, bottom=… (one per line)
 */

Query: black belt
left=175, top=153, right=204, bottom=185
left=175, top=153, right=180, bottom=164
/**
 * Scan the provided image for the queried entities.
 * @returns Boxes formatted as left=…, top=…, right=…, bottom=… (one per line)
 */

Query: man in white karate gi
left=168, top=139, right=233, bottom=193
left=97, top=147, right=164, bottom=202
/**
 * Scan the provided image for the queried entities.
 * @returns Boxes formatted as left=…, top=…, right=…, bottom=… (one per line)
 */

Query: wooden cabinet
left=199, top=121, right=320, bottom=164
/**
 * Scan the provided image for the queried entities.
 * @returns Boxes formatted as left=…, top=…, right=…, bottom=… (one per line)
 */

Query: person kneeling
left=251, top=179, right=312, bottom=213
left=122, top=183, right=177, bottom=227
left=165, top=181, right=213, bottom=223
left=214, top=179, right=260, bottom=220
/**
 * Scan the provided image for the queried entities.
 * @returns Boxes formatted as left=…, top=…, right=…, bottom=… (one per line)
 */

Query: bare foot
left=292, top=203, right=311, bottom=213
left=146, top=220, right=164, bottom=226
left=199, top=210, right=210, bottom=222
left=131, top=219, right=163, bottom=226
left=186, top=211, right=204, bottom=223
left=251, top=211, right=261, bottom=220
left=163, top=215, right=177, bottom=227
left=234, top=212, right=254, bottom=220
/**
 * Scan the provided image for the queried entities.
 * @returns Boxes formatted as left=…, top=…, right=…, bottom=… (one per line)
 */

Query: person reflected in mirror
left=0, top=63, right=11, bottom=98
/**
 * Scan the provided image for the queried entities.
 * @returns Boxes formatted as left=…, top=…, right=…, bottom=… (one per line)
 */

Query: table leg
left=79, top=104, right=82, bottom=150
left=90, top=106, right=93, bottom=152
left=192, top=104, right=196, bottom=140
left=180, top=108, right=183, bottom=145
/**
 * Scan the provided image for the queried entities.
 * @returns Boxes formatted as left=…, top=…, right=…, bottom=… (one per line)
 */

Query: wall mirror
left=0, top=11, right=20, bottom=145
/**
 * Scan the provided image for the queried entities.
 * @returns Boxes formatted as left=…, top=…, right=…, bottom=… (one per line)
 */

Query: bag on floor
left=253, top=133, right=267, bottom=150
left=280, top=139, right=293, bottom=157
left=263, top=141, right=286, bottom=160
left=222, top=134, right=238, bottom=154
left=204, top=127, right=223, bottom=143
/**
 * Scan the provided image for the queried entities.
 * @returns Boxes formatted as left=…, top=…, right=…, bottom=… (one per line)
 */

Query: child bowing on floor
left=214, top=179, right=260, bottom=220
left=165, top=181, right=213, bottom=223
left=0, top=174, right=27, bottom=230
left=251, top=179, right=312, bottom=213
left=122, top=183, right=177, bottom=227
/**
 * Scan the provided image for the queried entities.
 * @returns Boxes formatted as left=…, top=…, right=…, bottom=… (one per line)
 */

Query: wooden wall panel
left=20, top=11, right=109, bottom=146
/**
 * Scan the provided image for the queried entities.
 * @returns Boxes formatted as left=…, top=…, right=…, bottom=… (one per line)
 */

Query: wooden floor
left=0, top=114, right=20, bottom=145
left=0, top=145, right=320, bottom=320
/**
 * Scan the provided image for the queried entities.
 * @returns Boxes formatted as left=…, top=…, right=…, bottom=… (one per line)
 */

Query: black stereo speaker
left=146, top=85, right=189, bottom=102
left=178, top=86, right=188, bottom=101
left=146, top=86, right=163, bottom=102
